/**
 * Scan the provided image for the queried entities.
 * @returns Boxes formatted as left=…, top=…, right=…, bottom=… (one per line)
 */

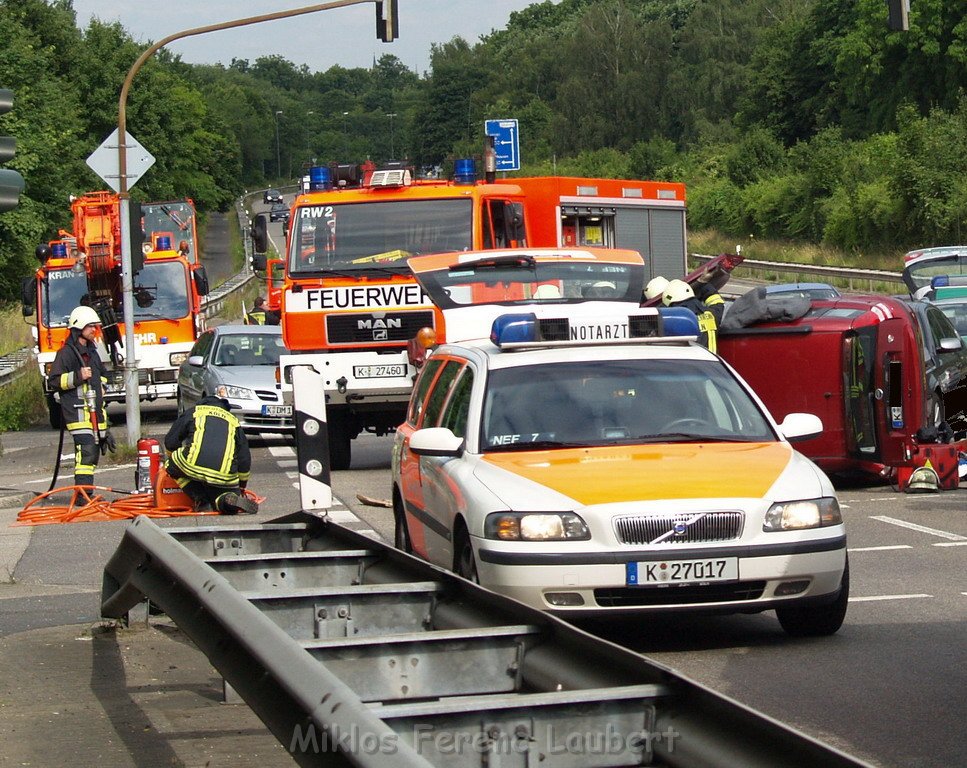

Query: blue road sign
left=484, top=119, right=520, bottom=172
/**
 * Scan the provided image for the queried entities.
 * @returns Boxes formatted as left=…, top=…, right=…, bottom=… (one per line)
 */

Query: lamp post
left=386, top=112, right=397, bottom=160
left=274, top=110, right=283, bottom=180
left=341, top=111, right=349, bottom=158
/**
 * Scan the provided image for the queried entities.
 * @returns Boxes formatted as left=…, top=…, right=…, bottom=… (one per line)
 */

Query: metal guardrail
left=101, top=514, right=872, bottom=768
left=691, top=253, right=905, bottom=291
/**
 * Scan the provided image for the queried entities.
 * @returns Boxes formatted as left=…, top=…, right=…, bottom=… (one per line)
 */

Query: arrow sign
left=86, top=128, right=156, bottom=192
left=484, top=119, right=521, bottom=172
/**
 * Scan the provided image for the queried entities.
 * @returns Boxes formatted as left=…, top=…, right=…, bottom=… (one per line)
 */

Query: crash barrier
left=691, top=253, right=904, bottom=293
left=101, top=513, right=872, bottom=768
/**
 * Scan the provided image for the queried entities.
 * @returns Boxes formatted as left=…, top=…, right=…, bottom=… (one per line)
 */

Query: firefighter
left=163, top=395, right=258, bottom=514
left=644, top=276, right=669, bottom=302
left=246, top=296, right=267, bottom=325
left=662, top=279, right=721, bottom=352
left=47, top=306, right=115, bottom=487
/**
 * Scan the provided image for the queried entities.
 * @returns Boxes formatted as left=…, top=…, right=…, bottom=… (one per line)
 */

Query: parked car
left=269, top=202, right=290, bottom=223
left=263, top=188, right=283, bottom=204
left=177, top=325, right=293, bottom=433
left=391, top=306, right=848, bottom=636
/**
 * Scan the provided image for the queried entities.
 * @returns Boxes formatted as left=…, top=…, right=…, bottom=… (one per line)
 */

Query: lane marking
left=268, top=445, right=295, bottom=458
left=934, top=541, right=967, bottom=547
left=870, top=516, right=967, bottom=541
left=848, top=545, right=912, bottom=552
left=849, top=594, right=932, bottom=602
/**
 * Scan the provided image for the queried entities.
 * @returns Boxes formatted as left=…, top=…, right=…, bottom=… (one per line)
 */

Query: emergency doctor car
left=391, top=307, right=849, bottom=637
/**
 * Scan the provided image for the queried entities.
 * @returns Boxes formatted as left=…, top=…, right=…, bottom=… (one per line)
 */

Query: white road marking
left=268, top=445, right=295, bottom=458
left=849, top=594, right=932, bottom=602
left=934, top=541, right=967, bottom=547
left=870, top=516, right=967, bottom=541
left=848, top=545, right=912, bottom=552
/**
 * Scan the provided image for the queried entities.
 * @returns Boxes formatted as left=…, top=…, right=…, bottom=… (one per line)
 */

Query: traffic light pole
left=115, top=0, right=389, bottom=445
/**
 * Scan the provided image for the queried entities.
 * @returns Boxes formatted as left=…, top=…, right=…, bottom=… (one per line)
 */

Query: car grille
left=614, top=512, right=744, bottom=545
left=326, top=311, right=435, bottom=345
left=154, top=369, right=177, bottom=383
left=594, top=582, right=766, bottom=607
left=254, top=389, right=282, bottom=402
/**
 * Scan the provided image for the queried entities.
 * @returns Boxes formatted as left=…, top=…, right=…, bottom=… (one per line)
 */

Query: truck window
left=483, top=200, right=525, bottom=249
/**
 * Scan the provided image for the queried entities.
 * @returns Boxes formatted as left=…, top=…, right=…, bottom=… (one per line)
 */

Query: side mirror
left=409, top=427, right=464, bottom=457
left=21, top=276, right=35, bottom=316
left=193, top=265, right=210, bottom=297
left=252, top=253, right=267, bottom=272
left=778, top=413, right=823, bottom=443
left=187, top=355, right=204, bottom=367
left=939, top=336, right=963, bottom=352
left=251, top=214, right=268, bottom=253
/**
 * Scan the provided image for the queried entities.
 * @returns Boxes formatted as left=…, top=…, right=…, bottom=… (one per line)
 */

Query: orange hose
left=14, top=485, right=264, bottom=526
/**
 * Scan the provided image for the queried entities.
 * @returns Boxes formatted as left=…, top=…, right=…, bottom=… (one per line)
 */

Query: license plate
left=626, top=557, right=738, bottom=586
left=261, top=404, right=292, bottom=417
left=353, top=364, right=406, bottom=379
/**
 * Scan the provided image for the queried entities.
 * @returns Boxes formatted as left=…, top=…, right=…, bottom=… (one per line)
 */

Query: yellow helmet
left=68, top=306, right=101, bottom=330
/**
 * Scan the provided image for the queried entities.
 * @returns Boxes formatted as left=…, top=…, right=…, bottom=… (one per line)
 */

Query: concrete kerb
left=0, top=493, right=34, bottom=583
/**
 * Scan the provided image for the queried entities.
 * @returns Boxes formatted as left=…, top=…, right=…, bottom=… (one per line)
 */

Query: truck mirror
left=21, top=276, right=35, bottom=315
left=252, top=253, right=267, bottom=272
left=193, top=265, right=210, bottom=297
left=251, top=214, right=268, bottom=253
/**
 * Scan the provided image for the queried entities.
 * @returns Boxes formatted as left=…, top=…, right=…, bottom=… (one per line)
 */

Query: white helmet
left=906, top=465, right=939, bottom=493
left=68, top=306, right=101, bottom=330
left=662, top=279, right=694, bottom=306
left=644, top=276, right=669, bottom=301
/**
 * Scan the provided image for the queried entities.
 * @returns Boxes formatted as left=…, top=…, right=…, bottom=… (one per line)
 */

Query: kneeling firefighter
left=164, top=395, right=258, bottom=514
left=47, top=306, right=116, bottom=487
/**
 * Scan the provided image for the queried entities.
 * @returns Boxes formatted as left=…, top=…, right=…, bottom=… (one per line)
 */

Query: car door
left=180, top=330, right=214, bottom=406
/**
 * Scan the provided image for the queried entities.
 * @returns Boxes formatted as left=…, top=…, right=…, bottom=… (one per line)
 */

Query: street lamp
left=386, top=112, right=397, bottom=160
left=274, top=110, right=283, bottom=180
left=342, top=111, right=349, bottom=158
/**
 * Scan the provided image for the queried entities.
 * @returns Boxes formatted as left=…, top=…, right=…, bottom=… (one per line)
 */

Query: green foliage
left=0, top=372, right=46, bottom=430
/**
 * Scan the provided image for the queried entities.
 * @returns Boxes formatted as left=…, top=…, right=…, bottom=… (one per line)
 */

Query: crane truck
left=22, top=191, right=209, bottom=427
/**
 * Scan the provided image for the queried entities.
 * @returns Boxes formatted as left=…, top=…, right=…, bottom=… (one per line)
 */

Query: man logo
left=357, top=316, right=401, bottom=342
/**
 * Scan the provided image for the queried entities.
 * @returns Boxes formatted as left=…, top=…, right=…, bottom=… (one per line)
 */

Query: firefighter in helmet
left=46, top=306, right=115, bottom=487
left=247, top=296, right=267, bottom=325
left=644, top=276, right=669, bottom=302
left=163, top=394, right=257, bottom=514
left=662, top=279, right=721, bottom=352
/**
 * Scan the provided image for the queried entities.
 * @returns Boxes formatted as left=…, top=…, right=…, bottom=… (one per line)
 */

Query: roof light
left=51, top=242, right=68, bottom=258
left=453, top=158, right=476, bottom=185
left=309, top=165, right=332, bottom=191
left=370, top=168, right=412, bottom=187
left=490, top=309, right=668, bottom=348
left=932, top=275, right=950, bottom=288
left=657, top=307, right=701, bottom=337
left=155, top=235, right=172, bottom=251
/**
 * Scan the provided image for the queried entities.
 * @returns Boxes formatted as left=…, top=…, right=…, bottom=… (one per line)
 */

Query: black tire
left=453, top=525, right=479, bottom=583
left=46, top=393, right=62, bottom=430
left=777, top=558, right=849, bottom=637
left=327, top=416, right=352, bottom=471
left=392, top=489, right=412, bottom=554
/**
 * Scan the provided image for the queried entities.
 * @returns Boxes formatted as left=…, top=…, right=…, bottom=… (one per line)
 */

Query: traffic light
left=0, top=88, right=25, bottom=213
left=887, top=0, right=909, bottom=31
left=375, top=0, right=398, bottom=43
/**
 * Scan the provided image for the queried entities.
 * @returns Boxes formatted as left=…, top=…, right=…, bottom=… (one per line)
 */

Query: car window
left=481, top=359, right=775, bottom=449
left=408, top=358, right=444, bottom=425
left=439, top=367, right=474, bottom=438
left=190, top=331, right=215, bottom=360
left=422, top=360, right=464, bottom=427
left=927, top=305, right=959, bottom=346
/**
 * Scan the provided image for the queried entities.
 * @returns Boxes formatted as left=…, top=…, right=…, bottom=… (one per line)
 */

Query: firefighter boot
left=217, top=492, right=258, bottom=515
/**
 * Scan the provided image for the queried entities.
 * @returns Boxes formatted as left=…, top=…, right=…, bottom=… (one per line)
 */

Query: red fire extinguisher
left=136, top=438, right=162, bottom=493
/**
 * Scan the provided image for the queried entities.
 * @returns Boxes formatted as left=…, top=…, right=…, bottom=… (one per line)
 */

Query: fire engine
left=251, top=159, right=688, bottom=470
left=22, top=191, right=210, bottom=427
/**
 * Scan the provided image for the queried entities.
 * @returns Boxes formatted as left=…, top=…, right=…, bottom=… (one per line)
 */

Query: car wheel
left=454, top=525, right=478, bottom=583
left=327, top=416, right=352, bottom=471
left=393, top=489, right=412, bottom=554
left=776, top=557, right=849, bottom=637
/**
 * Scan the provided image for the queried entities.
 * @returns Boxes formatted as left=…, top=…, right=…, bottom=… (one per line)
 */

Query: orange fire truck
left=251, top=160, right=688, bottom=469
left=22, top=191, right=209, bottom=427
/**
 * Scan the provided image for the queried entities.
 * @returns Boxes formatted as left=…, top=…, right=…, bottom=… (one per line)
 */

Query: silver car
left=176, top=324, right=293, bottom=433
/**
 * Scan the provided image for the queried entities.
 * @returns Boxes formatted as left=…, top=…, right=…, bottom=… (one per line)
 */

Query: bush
left=0, top=373, right=48, bottom=431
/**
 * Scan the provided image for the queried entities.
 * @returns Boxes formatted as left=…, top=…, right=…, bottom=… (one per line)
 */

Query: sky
left=69, top=1, right=553, bottom=75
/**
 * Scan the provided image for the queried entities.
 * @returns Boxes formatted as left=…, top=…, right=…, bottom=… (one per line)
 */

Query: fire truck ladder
left=101, top=513, right=870, bottom=768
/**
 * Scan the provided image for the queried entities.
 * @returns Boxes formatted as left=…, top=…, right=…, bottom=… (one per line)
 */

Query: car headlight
left=215, top=384, right=254, bottom=400
left=763, top=497, right=842, bottom=531
left=169, top=351, right=189, bottom=366
left=485, top=512, right=590, bottom=541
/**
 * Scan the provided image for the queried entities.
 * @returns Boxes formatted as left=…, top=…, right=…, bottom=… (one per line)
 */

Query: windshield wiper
left=632, top=432, right=746, bottom=443
left=486, top=439, right=595, bottom=452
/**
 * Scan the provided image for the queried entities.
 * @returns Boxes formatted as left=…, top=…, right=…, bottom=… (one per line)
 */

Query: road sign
left=484, top=119, right=520, bottom=172
left=86, top=128, right=155, bottom=192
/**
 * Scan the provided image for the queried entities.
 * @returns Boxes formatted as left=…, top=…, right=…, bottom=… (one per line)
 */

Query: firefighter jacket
left=673, top=296, right=720, bottom=353
left=46, top=330, right=108, bottom=436
left=165, top=395, right=252, bottom=487
left=246, top=309, right=266, bottom=325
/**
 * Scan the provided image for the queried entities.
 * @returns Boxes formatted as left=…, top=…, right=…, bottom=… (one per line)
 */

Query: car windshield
left=288, top=198, right=472, bottom=274
left=213, top=333, right=288, bottom=366
left=481, top=358, right=776, bottom=450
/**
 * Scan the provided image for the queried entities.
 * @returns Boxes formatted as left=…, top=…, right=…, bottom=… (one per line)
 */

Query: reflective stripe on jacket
left=165, top=398, right=252, bottom=486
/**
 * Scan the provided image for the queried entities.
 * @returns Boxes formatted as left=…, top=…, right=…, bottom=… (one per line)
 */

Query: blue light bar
left=454, top=158, right=477, bottom=185
left=309, top=165, right=332, bottom=191
left=155, top=235, right=172, bottom=251
left=51, top=243, right=68, bottom=258
left=491, top=313, right=537, bottom=346
left=657, top=306, right=701, bottom=336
